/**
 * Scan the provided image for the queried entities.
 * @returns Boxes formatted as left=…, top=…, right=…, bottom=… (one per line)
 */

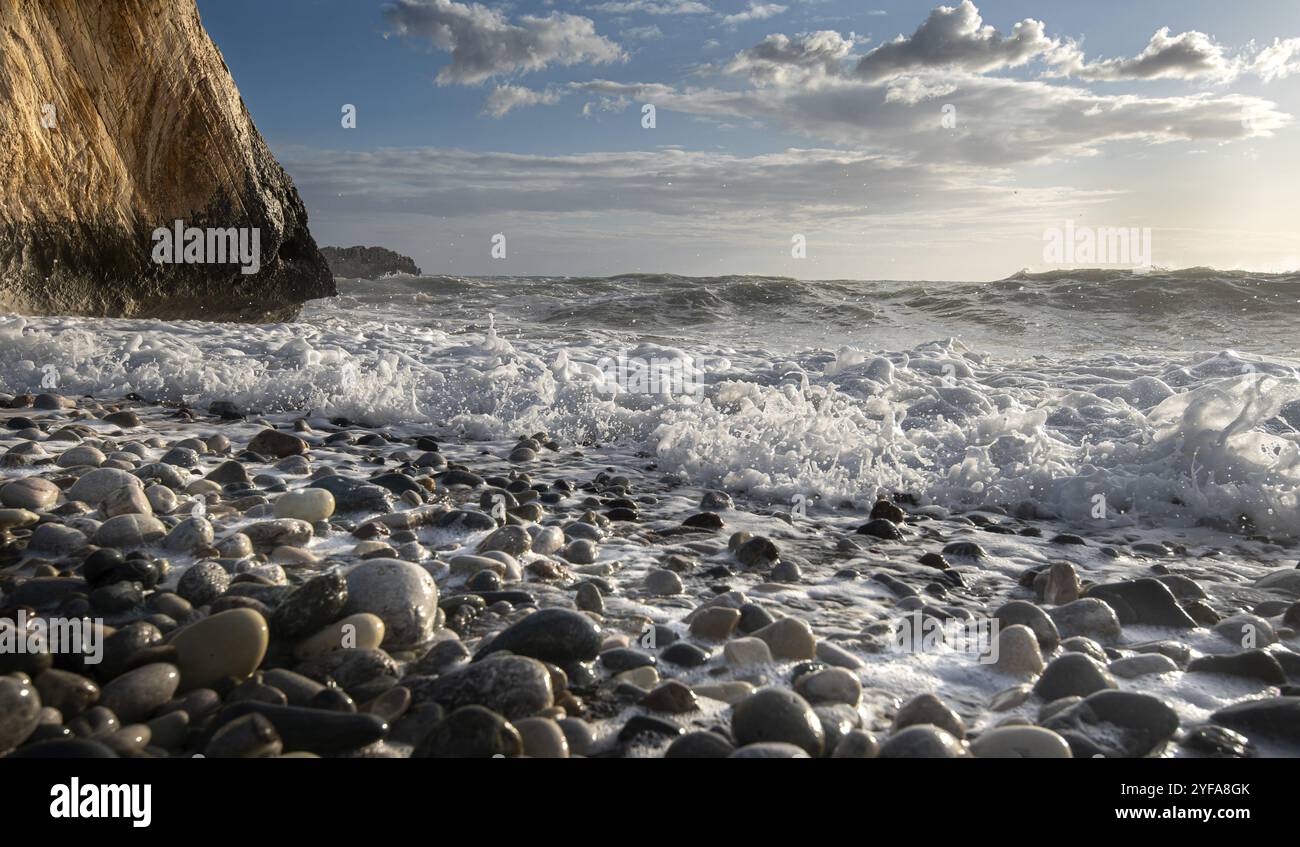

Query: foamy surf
left=4, top=270, right=1300, bottom=538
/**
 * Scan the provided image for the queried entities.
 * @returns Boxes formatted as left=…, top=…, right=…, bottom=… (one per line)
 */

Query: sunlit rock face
left=0, top=0, right=334, bottom=321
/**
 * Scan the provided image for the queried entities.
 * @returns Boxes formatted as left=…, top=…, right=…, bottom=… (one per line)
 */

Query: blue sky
left=197, top=0, right=1300, bottom=279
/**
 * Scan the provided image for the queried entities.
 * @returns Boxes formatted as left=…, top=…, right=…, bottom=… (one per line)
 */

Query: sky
left=195, top=0, right=1300, bottom=280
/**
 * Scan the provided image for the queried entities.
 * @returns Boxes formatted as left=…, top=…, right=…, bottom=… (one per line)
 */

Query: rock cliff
left=0, top=0, right=334, bottom=322
left=320, top=246, right=423, bottom=279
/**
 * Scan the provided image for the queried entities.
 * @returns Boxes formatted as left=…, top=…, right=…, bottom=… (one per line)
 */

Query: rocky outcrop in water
left=320, top=246, right=422, bottom=279
left=0, top=0, right=334, bottom=322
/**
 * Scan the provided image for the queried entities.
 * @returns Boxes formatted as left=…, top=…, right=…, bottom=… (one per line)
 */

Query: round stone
left=971, top=725, right=1072, bottom=758
left=562, top=539, right=598, bottom=564
left=724, top=637, right=773, bottom=666
left=476, top=607, right=602, bottom=664
left=248, top=429, right=309, bottom=458
left=575, top=582, right=604, bottom=613
left=343, top=559, right=439, bottom=649
left=164, top=517, right=214, bottom=553
left=832, top=730, right=880, bottom=758
left=57, top=445, right=107, bottom=468
left=414, top=706, right=523, bottom=758
left=994, top=624, right=1044, bottom=676
left=477, top=525, right=532, bottom=557
left=994, top=600, right=1061, bottom=652
left=752, top=617, right=816, bottom=660
left=731, top=688, right=825, bottom=756
left=293, top=613, right=386, bottom=661
left=66, top=468, right=143, bottom=505
left=98, top=663, right=180, bottom=724
left=514, top=716, right=569, bottom=758
left=688, top=606, right=741, bottom=641
left=644, top=568, right=683, bottom=596
left=1048, top=598, right=1122, bottom=643
left=735, top=536, right=780, bottom=568
left=794, top=667, right=862, bottom=706
left=729, top=742, right=810, bottom=758
left=879, top=725, right=969, bottom=758
left=0, top=508, right=38, bottom=529
left=243, top=519, right=314, bottom=550
left=274, top=489, right=335, bottom=523
left=1, top=477, right=59, bottom=510
left=1109, top=654, right=1179, bottom=679
left=170, top=608, right=269, bottom=690
left=530, top=526, right=565, bottom=555
left=420, top=654, right=553, bottom=720
left=101, top=485, right=152, bottom=517
left=177, top=562, right=231, bottom=606
left=0, top=676, right=42, bottom=754
left=893, top=693, right=965, bottom=739
left=34, top=669, right=100, bottom=720
left=666, top=730, right=734, bottom=758
left=270, top=572, right=349, bottom=640
left=1034, top=653, right=1118, bottom=701
left=93, top=513, right=166, bottom=547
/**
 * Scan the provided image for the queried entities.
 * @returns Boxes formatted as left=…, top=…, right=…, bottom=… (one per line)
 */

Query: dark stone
left=878, top=725, right=966, bottom=758
left=1211, top=697, right=1300, bottom=744
left=618, top=715, right=685, bottom=745
left=942, top=541, right=986, bottom=559
left=730, top=688, right=824, bottom=756
left=918, top=552, right=950, bottom=570
left=1051, top=533, right=1087, bottom=545
left=1085, top=578, right=1196, bottom=628
left=204, top=712, right=283, bottom=757
left=1042, top=690, right=1179, bottom=758
left=1187, top=650, right=1286, bottom=685
left=201, top=702, right=387, bottom=754
left=270, top=572, right=348, bottom=640
left=5, top=739, right=119, bottom=758
left=599, top=647, right=656, bottom=672
left=414, top=706, right=521, bottom=758
left=682, top=512, right=724, bottom=530
left=856, top=519, right=903, bottom=541
left=1180, top=725, right=1255, bottom=758
left=660, top=642, right=710, bottom=668
left=308, top=475, right=394, bottom=513
left=665, top=730, right=734, bottom=758
left=415, top=655, right=552, bottom=720
left=1033, top=653, right=1117, bottom=701
left=869, top=499, right=905, bottom=523
left=474, top=608, right=602, bottom=664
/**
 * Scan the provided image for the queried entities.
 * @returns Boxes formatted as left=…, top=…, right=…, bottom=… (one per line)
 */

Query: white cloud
left=853, top=0, right=1064, bottom=81
left=1053, top=27, right=1241, bottom=82
left=384, top=0, right=625, bottom=85
left=483, top=85, right=562, bottom=117
left=282, top=144, right=1093, bottom=225
left=623, top=25, right=664, bottom=41
left=590, top=0, right=712, bottom=15
left=651, top=70, right=1289, bottom=165
left=723, top=31, right=854, bottom=84
left=1253, top=37, right=1300, bottom=83
left=722, top=2, right=788, bottom=28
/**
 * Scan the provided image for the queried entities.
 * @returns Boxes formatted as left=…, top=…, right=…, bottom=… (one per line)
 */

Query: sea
left=3, top=267, right=1300, bottom=538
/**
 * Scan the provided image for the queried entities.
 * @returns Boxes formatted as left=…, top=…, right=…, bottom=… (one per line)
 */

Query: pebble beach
left=2, top=388, right=1299, bottom=759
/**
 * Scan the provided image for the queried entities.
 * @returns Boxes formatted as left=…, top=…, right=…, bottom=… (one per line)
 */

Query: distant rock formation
left=0, top=0, right=334, bottom=322
left=320, top=246, right=423, bottom=279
